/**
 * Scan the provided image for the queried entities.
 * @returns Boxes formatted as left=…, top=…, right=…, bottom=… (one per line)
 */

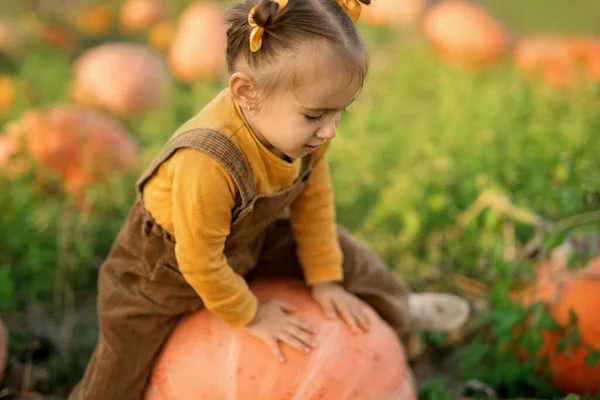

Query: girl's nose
left=317, top=115, right=338, bottom=139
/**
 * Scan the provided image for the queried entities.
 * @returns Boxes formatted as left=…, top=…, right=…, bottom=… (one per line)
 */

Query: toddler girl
left=69, top=0, right=469, bottom=398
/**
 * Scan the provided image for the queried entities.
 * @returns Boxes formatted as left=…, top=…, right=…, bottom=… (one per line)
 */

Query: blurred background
left=0, top=0, right=599, bottom=399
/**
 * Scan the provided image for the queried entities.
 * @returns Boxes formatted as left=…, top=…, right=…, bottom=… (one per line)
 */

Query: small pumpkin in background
left=144, top=278, right=417, bottom=400
left=518, top=247, right=600, bottom=395
left=119, top=0, right=169, bottom=33
left=148, top=22, right=174, bottom=52
left=168, top=2, right=227, bottom=83
left=0, top=105, right=140, bottom=199
left=71, top=42, right=169, bottom=117
left=74, top=5, right=114, bottom=37
left=422, top=0, right=512, bottom=70
left=361, top=0, right=426, bottom=27
left=514, top=35, right=600, bottom=87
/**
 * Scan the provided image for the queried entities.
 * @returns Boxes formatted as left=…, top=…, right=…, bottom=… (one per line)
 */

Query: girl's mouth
left=304, top=144, right=321, bottom=154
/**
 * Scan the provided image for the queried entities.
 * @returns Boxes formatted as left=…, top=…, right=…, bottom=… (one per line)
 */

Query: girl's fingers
left=290, top=316, right=317, bottom=334
left=279, top=331, right=312, bottom=354
left=288, top=325, right=317, bottom=349
left=317, top=297, right=337, bottom=320
left=355, top=307, right=371, bottom=332
left=266, top=337, right=286, bottom=363
left=336, top=302, right=360, bottom=334
left=277, top=300, right=298, bottom=313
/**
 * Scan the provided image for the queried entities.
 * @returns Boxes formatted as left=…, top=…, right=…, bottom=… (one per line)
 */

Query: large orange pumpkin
left=519, top=250, right=600, bottom=395
left=422, top=0, right=511, bottom=70
left=514, top=35, right=600, bottom=87
left=0, top=105, right=140, bottom=195
left=361, top=0, right=426, bottom=26
left=119, top=0, right=169, bottom=33
left=0, top=318, right=7, bottom=385
left=144, top=278, right=417, bottom=400
left=71, top=42, right=169, bottom=117
left=167, top=2, right=227, bottom=82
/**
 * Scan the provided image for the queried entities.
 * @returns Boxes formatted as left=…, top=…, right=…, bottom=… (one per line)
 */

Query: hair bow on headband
left=248, top=0, right=362, bottom=52
left=334, top=0, right=362, bottom=23
left=248, top=0, right=288, bottom=52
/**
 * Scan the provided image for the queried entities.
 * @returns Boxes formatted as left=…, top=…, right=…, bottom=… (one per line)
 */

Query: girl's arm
left=289, top=142, right=344, bottom=286
left=170, top=148, right=258, bottom=328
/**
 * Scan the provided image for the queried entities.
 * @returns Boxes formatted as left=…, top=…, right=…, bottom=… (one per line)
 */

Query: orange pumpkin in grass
left=71, top=42, right=169, bottom=117
left=144, top=278, right=417, bottom=400
left=148, top=22, right=174, bottom=51
left=168, top=2, right=227, bottom=82
left=514, top=35, right=600, bottom=87
left=422, top=0, right=511, bottom=70
left=75, top=5, right=114, bottom=37
left=519, top=250, right=600, bottom=395
left=119, top=0, right=169, bottom=33
left=0, top=105, right=140, bottom=196
left=570, top=36, right=600, bottom=80
left=361, top=0, right=426, bottom=26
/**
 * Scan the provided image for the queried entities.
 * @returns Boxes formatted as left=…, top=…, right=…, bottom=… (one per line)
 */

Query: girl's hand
left=245, top=300, right=317, bottom=362
left=311, top=281, right=371, bottom=334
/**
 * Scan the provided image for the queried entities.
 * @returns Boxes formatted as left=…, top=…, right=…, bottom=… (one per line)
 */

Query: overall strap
left=135, top=129, right=258, bottom=212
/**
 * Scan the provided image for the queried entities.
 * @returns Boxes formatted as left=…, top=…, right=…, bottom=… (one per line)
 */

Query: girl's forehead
left=286, top=42, right=363, bottom=109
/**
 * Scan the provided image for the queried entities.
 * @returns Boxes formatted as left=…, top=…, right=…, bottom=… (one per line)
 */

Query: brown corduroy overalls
left=68, top=129, right=410, bottom=400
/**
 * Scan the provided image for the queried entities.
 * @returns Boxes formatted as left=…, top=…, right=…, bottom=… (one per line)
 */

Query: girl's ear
left=229, top=72, right=257, bottom=109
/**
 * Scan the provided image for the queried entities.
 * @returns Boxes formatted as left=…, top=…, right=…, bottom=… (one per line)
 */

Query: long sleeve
left=169, top=148, right=258, bottom=328
left=289, top=143, right=343, bottom=285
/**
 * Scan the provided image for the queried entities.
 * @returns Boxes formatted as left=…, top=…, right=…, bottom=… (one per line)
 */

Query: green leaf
left=569, top=309, right=579, bottom=326
left=584, top=349, right=600, bottom=369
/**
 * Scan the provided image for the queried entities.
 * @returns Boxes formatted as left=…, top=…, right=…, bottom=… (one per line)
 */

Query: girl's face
left=242, top=42, right=363, bottom=160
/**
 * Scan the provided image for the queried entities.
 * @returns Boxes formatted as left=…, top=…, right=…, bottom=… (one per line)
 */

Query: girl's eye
left=304, top=114, right=324, bottom=123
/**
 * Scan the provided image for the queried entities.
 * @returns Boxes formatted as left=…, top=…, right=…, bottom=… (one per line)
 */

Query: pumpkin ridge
left=290, top=322, right=344, bottom=399
left=227, top=324, right=241, bottom=399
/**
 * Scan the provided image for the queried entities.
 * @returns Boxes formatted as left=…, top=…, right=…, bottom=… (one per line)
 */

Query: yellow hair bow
left=248, top=0, right=289, bottom=53
left=334, top=0, right=362, bottom=23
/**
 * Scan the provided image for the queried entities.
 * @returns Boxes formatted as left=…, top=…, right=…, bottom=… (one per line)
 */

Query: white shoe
left=408, top=292, right=470, bottom=332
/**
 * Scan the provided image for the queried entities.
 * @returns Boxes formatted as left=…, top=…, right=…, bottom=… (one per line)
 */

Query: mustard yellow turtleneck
left=142, top=89, right=343, bottom=328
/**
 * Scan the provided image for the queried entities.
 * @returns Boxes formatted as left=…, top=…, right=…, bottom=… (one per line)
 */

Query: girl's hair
left=225, top=0, right=371, bottom=100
